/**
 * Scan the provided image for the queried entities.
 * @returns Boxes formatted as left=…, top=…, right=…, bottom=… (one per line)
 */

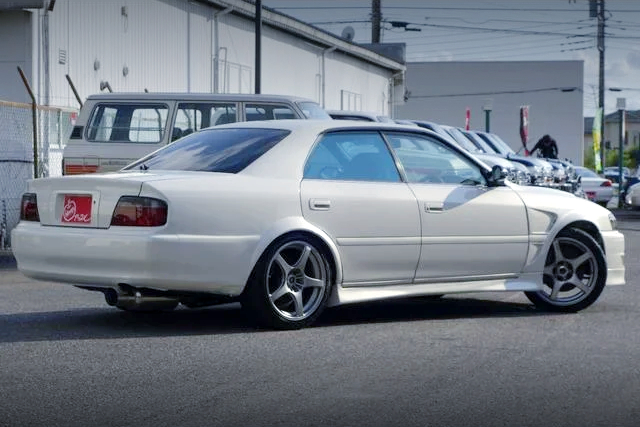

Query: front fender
left=522, top=203, right=609, bottom=275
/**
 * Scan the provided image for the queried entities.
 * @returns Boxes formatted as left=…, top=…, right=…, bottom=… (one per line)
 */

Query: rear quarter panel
left=139, top=174, right=307, bottom=291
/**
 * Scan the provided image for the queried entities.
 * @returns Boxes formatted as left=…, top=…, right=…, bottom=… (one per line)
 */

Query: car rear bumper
left=583, top=188, right=613, bottom=203
left=11, top=222, right=257, bottom=295
left=626, top=192, right=640, bottom=207
left=602, top=230, right=625, bottom=286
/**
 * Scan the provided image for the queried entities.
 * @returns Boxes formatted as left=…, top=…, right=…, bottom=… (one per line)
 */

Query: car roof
left=85, top=92, right=319, bottom=103
left=209, top=118, right=428, bottom=134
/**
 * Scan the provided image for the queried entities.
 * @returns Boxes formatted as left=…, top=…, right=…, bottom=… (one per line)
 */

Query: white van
left=62, top=92, right=330, bottom=175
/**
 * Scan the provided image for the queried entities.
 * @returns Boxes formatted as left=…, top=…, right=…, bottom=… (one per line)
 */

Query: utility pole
left=597, top=0, right=605, bottom=171
left=255, top=0, right=262, bottom=94
left=371, top=0, right=381, bottom=43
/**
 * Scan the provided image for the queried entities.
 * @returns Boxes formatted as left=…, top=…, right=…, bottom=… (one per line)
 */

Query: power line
left=273, top=6, right=640, bottom=13
left=409, top=87, right=581, bottom=99
left=405, top=37, right=580, bottom=56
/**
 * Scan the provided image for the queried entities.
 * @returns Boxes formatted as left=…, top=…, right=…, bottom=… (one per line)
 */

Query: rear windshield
left=123, top=128, right=290, bottom=173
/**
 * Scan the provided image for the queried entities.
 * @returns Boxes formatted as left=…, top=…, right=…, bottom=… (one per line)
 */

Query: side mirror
left=487, top=165, right=507, bottom=186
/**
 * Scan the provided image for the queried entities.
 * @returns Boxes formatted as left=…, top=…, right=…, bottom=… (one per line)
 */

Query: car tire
left=241, top=233, right=333, bottom=329
left=525, top=228, right=606, bottom=312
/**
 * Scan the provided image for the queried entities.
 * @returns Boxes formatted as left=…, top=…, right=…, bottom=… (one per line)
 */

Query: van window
left=173, top=103, right=238, bottom=141
left=245, top=103, right=298, bottom=121
left=86, top=103, right=169, bottom=143
left=298, top=101, right=331, bottom=119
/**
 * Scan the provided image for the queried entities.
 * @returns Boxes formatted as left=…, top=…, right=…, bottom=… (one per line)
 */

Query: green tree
left=584, top=147, right=638, bottom=172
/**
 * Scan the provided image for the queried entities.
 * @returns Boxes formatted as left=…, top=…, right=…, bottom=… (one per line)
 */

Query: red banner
left=520, top=106, right=529, bottom=155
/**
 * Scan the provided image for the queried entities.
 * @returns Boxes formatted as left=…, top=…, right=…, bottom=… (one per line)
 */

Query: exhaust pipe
left=104, top=287, right=178, bottom=311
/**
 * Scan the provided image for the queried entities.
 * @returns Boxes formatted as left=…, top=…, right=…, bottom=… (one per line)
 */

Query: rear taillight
left=110, top=196, right=167, bottom=227
left=63, top=163, right=99, bottom=175
left=601, top=180, right=612, bottom=187
left=20, top=193, right=40, bottom=222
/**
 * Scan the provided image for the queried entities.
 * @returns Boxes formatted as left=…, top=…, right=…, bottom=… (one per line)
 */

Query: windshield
left=462, top=131, right=497, bottom=154
left=124, top=128, right=290, bottom=173
left=575, top=167, right=599, bottom=178
left=487, top=133, right=517, bottom=155
left=443, top=127, right=483, bottom=153
left=297, top=102, right=332, bottom=120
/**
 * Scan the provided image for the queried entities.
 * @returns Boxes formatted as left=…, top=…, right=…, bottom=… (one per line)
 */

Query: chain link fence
left=0, top=100, right=77, bottom=265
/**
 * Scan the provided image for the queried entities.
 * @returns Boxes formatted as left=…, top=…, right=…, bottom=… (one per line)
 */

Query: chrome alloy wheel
left=265, top=240, right=329, bottom=321
left=538, top=235, right=599, bottom=306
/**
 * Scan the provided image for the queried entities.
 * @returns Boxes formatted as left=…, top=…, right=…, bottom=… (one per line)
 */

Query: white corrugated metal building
left=0, top=0, right=406, bottom=111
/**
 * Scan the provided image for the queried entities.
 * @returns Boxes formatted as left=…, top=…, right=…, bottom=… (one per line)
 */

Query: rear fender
left=248, top=216, right=343, bottom=286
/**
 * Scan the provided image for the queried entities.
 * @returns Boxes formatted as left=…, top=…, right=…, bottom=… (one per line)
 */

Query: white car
left=327, top=110, right=395, bottom=123
left=574, top=166, right=614, bottom=206
left=11, top=120, right=625, bottom=329
left=624, top=181, right=640, bottom=208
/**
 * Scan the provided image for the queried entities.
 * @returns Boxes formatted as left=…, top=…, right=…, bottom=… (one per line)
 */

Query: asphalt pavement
left=1, top=214, right=640, bottom=427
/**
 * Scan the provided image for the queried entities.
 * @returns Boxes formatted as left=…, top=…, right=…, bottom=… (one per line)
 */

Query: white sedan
left=574, top=166, right=614, bottom=206
left=11, top=121, right=625, bottom=329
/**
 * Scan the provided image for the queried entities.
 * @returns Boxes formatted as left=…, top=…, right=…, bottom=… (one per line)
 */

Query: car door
left=383, top=131, right=529, bottom=282
left=300, top=130, right=421, bottom=287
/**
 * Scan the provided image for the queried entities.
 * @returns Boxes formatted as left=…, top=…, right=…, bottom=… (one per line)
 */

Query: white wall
left=397, top=61, right=584, bottom=165
left=8, top=0, right=399, bottom=115
left=0, top=11, right=32, bottom=104
left=324, top=50, right=392, bottom=115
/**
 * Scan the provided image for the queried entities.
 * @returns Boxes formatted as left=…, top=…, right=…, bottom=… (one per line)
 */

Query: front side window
left=87, top=103, right=168, bottom=143
left=304, top=131, right=400, bottom=182
left=124, top=128, right=289, bottom=173
left=384, top=132, right=486, bottom=185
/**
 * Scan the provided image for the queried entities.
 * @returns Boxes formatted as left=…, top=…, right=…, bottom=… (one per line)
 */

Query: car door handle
left=424, top=202, right=443, bottom=213
left=310, top=199, right=331, bottom=211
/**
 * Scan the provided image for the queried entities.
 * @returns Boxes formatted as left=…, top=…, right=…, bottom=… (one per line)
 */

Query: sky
left=262, top=0, right=640, bottom=117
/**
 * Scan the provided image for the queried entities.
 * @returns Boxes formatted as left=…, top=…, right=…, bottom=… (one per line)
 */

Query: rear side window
left=304, top=131, right=400, bottom=182
left=86, top=103, right=169, bottom=143
left=124, top=128, right=290, bottom=173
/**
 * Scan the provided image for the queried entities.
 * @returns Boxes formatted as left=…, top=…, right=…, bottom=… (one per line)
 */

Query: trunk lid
left=29, top=171, right=174, bottom=228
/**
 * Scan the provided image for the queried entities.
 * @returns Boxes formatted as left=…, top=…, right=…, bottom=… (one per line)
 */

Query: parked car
left=327, top=110, right=395, bottom=123
left=12, top=120, right=625, bottom=329
left=472, top=131, right=557, bottom=188
left=444, top=126, right=542, bottom=186
left=411, top=121, right=530, bottom=185
left=624, top=181, right=640, bottom=208
left=603, top=167, right=631, bottom=196
left=63, top=92, right=331, bottom=175
left=619, top=171, right=640, bottom=207
left=603, top=166, right=630, bottom=184
left=574, top=166, right=614, bottom=207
